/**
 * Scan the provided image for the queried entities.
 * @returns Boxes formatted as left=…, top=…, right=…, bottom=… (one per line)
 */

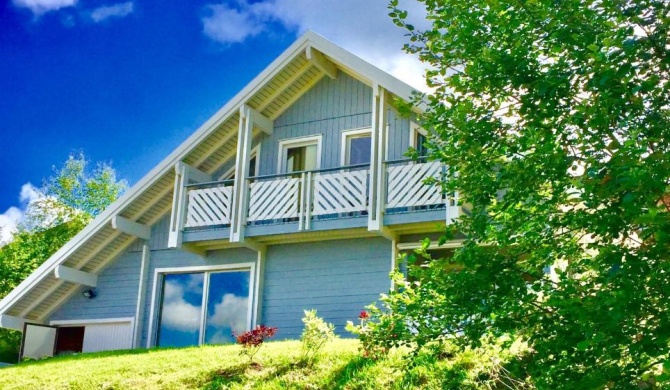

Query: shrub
left=300, top=309, right=336, bottom=365
left=234, top=325, right=277, bottom=364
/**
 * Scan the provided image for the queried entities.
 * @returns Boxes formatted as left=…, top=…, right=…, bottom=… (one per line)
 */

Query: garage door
left=82, top=321, right=133, bottom=353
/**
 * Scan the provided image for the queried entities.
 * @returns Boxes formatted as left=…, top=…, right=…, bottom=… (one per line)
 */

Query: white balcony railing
left=385, top=160, right=445, bottom=210
left=184, top=180, right=234, bottom=228
left=179, top=160, right=449, bottom=234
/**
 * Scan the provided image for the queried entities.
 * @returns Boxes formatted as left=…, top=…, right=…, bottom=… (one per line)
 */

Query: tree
left=0, top=153, right=126, bottom=362
left=373, top=0, right=670, bottom=388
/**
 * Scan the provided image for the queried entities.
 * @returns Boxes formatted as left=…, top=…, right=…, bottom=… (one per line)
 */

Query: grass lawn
left=0, top=338, right=497, bottom=389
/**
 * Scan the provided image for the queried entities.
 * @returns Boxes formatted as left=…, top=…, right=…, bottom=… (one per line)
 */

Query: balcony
left=175, top=160, right=454, bottom=245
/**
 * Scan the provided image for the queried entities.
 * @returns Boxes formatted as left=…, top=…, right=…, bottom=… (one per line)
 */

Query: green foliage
left=0, top=153, right=125, bottom=362
left=299, top=309, right=337, bottom=365
left=386, top=0, right=670, bottom=388
left=0, top=339, right=535, bottom=389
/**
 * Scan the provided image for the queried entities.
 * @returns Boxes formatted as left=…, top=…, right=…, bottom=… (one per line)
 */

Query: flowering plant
left=234, top=325, right=277, bottom=363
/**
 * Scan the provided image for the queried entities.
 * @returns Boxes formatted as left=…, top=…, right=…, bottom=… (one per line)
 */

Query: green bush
left=300, top=309, right=336, bottom=366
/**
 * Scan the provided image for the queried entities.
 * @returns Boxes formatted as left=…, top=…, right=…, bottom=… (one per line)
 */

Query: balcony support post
left=368, top=84, right=388, bottom=232
left=230, top=105, right=255, bottom=243
left=168, top=162, right=211, bottom=248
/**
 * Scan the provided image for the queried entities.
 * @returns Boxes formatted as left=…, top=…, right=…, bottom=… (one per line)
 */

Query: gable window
left=220, top=145, right=260, bottom=180
left=341, top=128, right=372, bottom=166
left=410, top=123, right=429, bottom=158
left=278, top=135, right=322, bottom=173
left=154, top=264, right=254, bottom=347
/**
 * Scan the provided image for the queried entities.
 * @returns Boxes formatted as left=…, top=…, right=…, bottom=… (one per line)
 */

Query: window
left=154, top=265, right=254, bottom=347
left=278, top=135, right=322, bottom=173
left=410, top=123, right=429, bottom=158
left=220, top=145, right=260, bottom=180
left=341, top=128, right=372, bottom=166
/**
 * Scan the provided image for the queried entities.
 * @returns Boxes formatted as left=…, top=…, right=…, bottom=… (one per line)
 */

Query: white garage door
left=83, top=321, right=133, bottom=353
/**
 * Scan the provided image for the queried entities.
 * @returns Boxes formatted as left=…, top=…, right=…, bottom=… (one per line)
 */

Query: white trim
left=408, top=122, right=428, bottom=149
left=54, top=265, right=97, bottom=287
left=277, top=135, right=323, bottom=174
left=50, top=317, right=134, bottom=326
left=111, top=216, right=151, bottom=240
left=396, top=239, right=466, bottom=251
left=147, top=262, right=257, bottom=348
left=0, top=31, right=420, bottom=321
left=340, top=127, right=372, bottom=166
left=218, top=144, right=261, bottom=180
left=132, top=243, right=150, bottom=348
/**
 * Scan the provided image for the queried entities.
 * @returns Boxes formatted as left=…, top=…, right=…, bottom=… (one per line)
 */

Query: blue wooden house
left=0, top=32, right=462, bottom=358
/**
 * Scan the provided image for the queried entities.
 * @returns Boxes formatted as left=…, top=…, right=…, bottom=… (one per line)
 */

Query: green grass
left=0, top=339, right=512, bottom=389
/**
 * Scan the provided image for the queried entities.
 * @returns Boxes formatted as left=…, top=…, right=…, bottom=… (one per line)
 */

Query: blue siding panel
left=261, top=237, right=392, bottom=339
left=49, top=250, right=142, bottom=321
left=259, top=73, right=373, bottom=175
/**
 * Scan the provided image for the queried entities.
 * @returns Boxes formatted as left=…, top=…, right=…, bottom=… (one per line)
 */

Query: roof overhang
left=0, top=31, right=421, bottom=323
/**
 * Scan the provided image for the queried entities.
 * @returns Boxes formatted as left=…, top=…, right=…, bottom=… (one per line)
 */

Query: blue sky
left=0, top=0, right=427, bottom=242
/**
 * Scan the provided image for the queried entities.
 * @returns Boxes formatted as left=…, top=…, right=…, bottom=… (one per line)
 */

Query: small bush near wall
left=300, top=309, right=337, bottom=366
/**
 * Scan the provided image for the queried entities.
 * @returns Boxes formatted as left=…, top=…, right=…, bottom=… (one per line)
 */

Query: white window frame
left=219, top=144, right=261, bottom=180
left=409, top=122, right=428, bottom=150
left=340, top=127, right=372, bottom=166
left=146, top=262, right=257, bottom=348
left=277, top=135, right=322, bottom=174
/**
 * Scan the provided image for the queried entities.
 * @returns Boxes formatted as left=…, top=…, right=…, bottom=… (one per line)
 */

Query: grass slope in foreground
left=0, top=339, right=519, bottom=389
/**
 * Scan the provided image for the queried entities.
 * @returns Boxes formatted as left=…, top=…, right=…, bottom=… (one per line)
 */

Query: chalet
left=0, top=31, right=462, bottom=359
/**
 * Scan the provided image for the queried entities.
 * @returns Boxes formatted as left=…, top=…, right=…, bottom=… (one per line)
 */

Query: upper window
left=220, top=145, right=260, bottom=180
left=155, top=266, right=253, bottom=347
left=410, top=123, right=429, bottom=158
left=278, top=135, right=322, bottom=173
left=341, top=128, right=372, bottom=166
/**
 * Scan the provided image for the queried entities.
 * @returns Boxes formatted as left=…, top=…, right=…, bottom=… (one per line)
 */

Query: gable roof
left=0, top=31, right=420, bottom=324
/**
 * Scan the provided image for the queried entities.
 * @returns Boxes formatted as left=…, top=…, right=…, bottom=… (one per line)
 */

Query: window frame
left=277, top=135, right=323, bottom=174
left=219, top=144, right=261, bottom=180
left=409, top=122, right=429, bottom=158
left=147, top=262, right=256, bottom=348
left=340, top=127, right=372, bottom=166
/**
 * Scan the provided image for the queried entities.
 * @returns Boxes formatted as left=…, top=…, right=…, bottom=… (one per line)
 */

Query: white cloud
left=202, top=3, right=266, bottom=44
left=0, top=183, right=42, bottom=245
left=90, top=2, right=134, bottom=23
left=201, top=0, right=430, bottom=91
left=160, top=280, right=202, bottom=332
left=207, top=293, right=248, bottom=335
left=12, top=0, right=76, bottom=16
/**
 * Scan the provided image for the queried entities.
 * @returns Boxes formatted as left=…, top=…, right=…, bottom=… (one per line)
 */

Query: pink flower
left=359, top=310, right=369, bottom=320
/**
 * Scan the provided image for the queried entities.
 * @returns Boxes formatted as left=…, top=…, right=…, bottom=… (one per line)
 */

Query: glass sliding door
left=204, top=270, right=251, bottom=344
left=156, top=268, right=252, bottom=347
left=157, top=273, right=204, bottom=348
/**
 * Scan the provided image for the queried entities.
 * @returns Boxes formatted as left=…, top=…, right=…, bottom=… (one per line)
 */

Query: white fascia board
left=0, top=30, right=422, bottom=318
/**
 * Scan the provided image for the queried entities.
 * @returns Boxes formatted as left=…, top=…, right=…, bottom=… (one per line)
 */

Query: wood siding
left=257, top=73, right=373, bottom=175
left=261, top=237, right=392, bottom=338
left=49, top=250, right=141, bottom=321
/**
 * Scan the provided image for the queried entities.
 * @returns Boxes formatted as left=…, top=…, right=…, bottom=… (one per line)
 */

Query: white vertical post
left=305, top=171, right=312, bottom=230
left=253, top=247, right=266, bottom=328
left=368, top=83, right=381, bottom=230
left=375, top=89, right=388, bottom=227
left=133, top=243, right=151, bottom=348
left=368, top=84, right=387, bottom=231
left=168, top=163, right=189, bottom=248
left=230, top=106, right=253, bottom=243
left=390, top=238, right=398, bottom=290
left=298, top=172, right=306, bottom=231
